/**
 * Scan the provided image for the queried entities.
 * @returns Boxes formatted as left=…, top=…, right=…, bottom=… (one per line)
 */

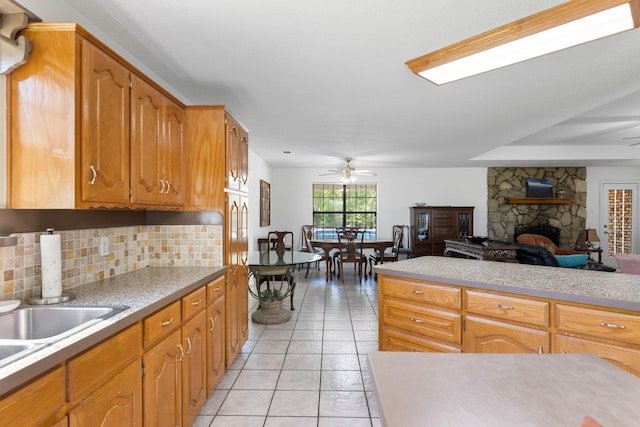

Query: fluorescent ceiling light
left=406, top=0, right=640, bottom=85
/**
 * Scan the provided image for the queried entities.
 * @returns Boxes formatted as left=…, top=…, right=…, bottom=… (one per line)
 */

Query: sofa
left=485, top=238, right=616, bottom=271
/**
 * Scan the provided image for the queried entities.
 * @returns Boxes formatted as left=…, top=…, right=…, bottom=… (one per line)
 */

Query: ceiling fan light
left=406, top=0, right=640, bottom=85
left=341, top=174, right=356, bottom=183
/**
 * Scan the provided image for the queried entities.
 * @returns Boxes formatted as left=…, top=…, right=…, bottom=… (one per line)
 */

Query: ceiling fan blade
left=318, top=172, right=340, bottom=176
left=353, top=170, right=377, bottom=176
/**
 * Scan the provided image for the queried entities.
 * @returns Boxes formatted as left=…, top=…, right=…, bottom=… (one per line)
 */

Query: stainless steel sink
left=0, top=342, right=46, bottom=368
left=0, top=305, right=128, bottom=343
left=0, top=305, right=128, bottom=368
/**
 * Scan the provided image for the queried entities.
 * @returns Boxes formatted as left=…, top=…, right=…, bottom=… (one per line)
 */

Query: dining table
left=248, top=250, right=321, bottom=324
left=310, top=238, right=394, bottom=281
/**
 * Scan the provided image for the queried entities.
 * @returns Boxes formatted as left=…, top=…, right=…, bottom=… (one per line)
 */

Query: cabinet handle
left=160, top=180, right=166, bottom=193
left=410, top=348, right=420, bottom=352
left=209, top=317, right=215, bottom=331
left=178, top=344, right=184, bottom=362
left=213, top=286, right=222, bottom=292
left=161, top=318, right=173, bottom=327
left=495, top=303, right=514, bottom=310
left=410, top=317, right=424, bottom=323
left=410, top=289, right=424, bottom=295
left=89, top=165, right=97, bottom=185
left=165, top=181, right=171, bottom=194
left=191, top=299, right=202, bottom=306
left=600, top=321, right=625, bottom=329
left=538, top=345, right=543, bottom=354
left=186, top=337, right=192, bottom=355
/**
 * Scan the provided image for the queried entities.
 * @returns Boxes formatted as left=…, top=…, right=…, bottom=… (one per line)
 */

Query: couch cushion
left=614, top=253, right=640, bottom=274
left=517, top=234, right=558, bottom=255
left=555, top=254, right=590, bottom=268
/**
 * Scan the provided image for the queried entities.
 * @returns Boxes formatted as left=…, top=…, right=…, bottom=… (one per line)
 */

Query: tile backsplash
left=0, top=225, right=223, bottom=302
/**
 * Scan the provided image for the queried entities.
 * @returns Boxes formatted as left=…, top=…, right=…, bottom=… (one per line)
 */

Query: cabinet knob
left=191, top=299, right=202, bottom=306
left=178, top=344, right=184, bottom=362
left=209, top=317, right=215, bottom=331
left=600, top=321, right=625, bottom=329
left=160, top=180, right=166, bottom=193
left=410, top=317, right=424, bottom=323
left=495, top=303, right=514, bottom=310
left=410, top=289, right=424, bottom=295
left=160, top=318, right=173, bottom=327
left=185, top=337, right=192, bottom=355
left=165, top=181, right=171, bottom=194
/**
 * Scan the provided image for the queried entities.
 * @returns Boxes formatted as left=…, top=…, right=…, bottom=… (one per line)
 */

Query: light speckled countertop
left=0, top=266, right=226, bottom=396
left=374, top=257, right=640, bottom=311
left=369, top=351, right=640, bottom=426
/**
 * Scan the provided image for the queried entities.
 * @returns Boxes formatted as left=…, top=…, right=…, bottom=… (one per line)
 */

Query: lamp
left=581, top=228, right=601, bottom=249
left=341, top=171, right=357, bottom=183
left=406, top=0, right=640, bottom=85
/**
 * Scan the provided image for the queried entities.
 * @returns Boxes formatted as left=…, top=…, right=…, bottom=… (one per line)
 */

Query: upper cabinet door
left=81, top=40, right=130, bottom=205
left=225, top=114, right=241, bottom=191
left=238, top=127, right=249, bottom=193
left=163, top=99, right=186, bottom=206
left=130, top=75, right=163, bottom=206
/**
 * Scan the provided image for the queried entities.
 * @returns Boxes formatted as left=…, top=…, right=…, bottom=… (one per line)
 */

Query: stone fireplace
left=487, top=167, right=587, bottom=248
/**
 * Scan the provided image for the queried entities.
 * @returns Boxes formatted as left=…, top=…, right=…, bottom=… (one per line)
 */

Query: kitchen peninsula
left=374, top=257, right=640, bottom=375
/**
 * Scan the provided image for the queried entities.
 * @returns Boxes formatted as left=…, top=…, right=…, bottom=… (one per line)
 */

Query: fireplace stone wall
left=487, top=167, right=587, bottom=248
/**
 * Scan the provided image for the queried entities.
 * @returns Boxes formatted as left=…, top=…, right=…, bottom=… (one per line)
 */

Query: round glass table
left=248, top=251, right=321, bottom=324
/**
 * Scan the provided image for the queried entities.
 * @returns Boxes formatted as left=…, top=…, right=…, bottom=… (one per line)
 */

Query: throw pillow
left=555, top=254, right=589, bottom=268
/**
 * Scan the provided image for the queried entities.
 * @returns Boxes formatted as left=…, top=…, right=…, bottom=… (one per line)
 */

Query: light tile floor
left=194, top=265, right=382, bottom=427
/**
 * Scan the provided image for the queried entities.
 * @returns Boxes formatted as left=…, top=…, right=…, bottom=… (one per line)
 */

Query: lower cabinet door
left=464, top=316, right=549, bottom=354
left=69, top=361, right=142, bottom=427
left=381, top=327, right=461, bottom=353
left=207, top=294, right=226, bottom=395
left=182, top=310, right=207, bottom=427
left=143, top=329, right=182, bottom=427
left=555, top=334, right=640, bottom=377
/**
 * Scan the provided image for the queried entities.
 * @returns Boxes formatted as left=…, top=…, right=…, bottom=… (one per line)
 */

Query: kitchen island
left=374, top=257, right=640, bottom=375
left=369, top=351, right=640, bottom=426
left=0, top=266, right=226, bottom=397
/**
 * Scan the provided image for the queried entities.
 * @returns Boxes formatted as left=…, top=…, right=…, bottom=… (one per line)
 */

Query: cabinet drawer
left=68, top=323, right=142, bottom=402
left=182, top=286, right=206, bottom=320
left=206, top=276, right=225, bottom=305
left=380, top=276, right=461, bottom=310
left=144, top=300, right=181, bottom=348
left=380, top=327, right=461, bottom=353
left=382, top=299, right=462, bottom=344
left=555, top=334, right=640, bottom=377
left=465, top=290, right=549, bottom=327
left=555, top=304, right=640, bottom=345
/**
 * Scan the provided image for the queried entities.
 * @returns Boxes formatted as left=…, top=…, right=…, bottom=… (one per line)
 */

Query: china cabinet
left=409, top=206, right=474, bottom=257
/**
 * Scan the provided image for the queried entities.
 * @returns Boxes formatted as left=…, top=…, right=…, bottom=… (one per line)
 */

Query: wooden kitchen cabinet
left=555, top=304, right=640, bottom=376
left=68, top=360, right=142, bottom=427
left=225, top=193, right=249, bottom=366
left=184, top=106, right=248, bottom=211
left=206, top=277, right=226, bottom=395
left=0, top=366, right=66, bottom=426
left=379, top=276, right=462, bottom=352
left=409, top=206, right=474, bottom=257
left=225, top=113, right=249, bottom=192
left=8, top=23, right=184, bottom=210
left=181, top=310, right=207, bottom=427
left=143, top=328, right=183, bottom=427
left=464, top=316, right=550, bottom=354
left=142, top=286, right=210, bottom=427
left=130, top=75, right=185, bottom=208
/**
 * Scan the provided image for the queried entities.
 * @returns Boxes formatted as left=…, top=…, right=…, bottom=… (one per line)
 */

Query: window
left=312, top=183, right=377, bottom=239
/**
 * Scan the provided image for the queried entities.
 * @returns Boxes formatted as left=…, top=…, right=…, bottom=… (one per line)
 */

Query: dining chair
left=335, top=228, right=367, bottom=283
left=259, top=231, right=297, bottom=309
left=394, top=224, right=413, bottom=259
left=369, top=226, right=403, bottom=276
left=301, top=225, right=330, bottom=278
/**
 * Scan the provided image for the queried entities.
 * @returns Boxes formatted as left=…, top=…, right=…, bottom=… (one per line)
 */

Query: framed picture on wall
left=526, top=178, right=554, bottom=198
left=260, top=180, right=271, bottom=227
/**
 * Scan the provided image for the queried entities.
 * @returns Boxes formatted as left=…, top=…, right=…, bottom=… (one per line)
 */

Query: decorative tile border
left=0, top=225, right=223, bottom=302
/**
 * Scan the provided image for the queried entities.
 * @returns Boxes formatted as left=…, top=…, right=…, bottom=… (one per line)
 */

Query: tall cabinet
left=409, top=206, right=474, bottom=257
left=184, top=106, right=249, bottom=368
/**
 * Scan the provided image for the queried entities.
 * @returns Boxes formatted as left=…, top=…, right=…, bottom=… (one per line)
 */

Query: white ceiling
left=16, top=0, right=640, bottom=171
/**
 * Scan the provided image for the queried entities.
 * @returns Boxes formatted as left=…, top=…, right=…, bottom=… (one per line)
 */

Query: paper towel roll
left=41, top=232, right=62, bottom=298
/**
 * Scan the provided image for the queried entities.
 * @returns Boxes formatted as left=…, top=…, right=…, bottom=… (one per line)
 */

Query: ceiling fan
left=319, top=158, right=377, bottom=182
